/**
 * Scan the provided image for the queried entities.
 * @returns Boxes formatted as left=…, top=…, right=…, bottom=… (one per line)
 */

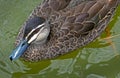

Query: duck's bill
left=9, top=40, right=29, bottom=61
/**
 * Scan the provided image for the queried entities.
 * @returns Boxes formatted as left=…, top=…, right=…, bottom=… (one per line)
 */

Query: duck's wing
left=52, top=0, right=118, bottom=37
left=48, top=0, right=119, bottom=52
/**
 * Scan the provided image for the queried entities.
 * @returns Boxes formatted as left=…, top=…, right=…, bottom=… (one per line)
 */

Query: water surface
left=0, top=0, right=120, bottom=78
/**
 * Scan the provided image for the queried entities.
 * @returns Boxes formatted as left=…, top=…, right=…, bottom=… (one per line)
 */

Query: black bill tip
left=9, top=56, right=13, bottom=61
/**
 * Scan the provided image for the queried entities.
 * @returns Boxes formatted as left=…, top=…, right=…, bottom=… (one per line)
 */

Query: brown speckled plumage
left=16, top=0, right=119, bottom=62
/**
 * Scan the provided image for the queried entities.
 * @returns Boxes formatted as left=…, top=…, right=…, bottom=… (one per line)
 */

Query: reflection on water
left=0, top=0, right=120, bottom=78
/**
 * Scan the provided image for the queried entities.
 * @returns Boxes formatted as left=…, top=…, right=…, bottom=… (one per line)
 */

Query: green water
left=0, top=0, right=120, bottom=78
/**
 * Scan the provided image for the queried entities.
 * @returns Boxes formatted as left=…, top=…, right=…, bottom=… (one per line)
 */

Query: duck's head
left=9, top=16, right=50, bottom=61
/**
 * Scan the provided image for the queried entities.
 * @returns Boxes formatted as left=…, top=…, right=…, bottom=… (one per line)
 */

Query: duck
left=9, top=0, right=119, bottom=62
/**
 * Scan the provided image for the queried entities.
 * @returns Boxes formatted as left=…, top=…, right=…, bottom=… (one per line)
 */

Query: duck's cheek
left=34, top=29, right=50, bottom=44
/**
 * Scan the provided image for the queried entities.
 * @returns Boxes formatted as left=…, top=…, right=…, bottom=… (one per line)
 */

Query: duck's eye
left=26, top=26, right=42, bottom=42
left=26, top=22, right=46, bottom=44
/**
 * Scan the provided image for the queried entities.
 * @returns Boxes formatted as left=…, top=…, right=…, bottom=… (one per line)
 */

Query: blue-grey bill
left=9, top=40, right=29, bottom=61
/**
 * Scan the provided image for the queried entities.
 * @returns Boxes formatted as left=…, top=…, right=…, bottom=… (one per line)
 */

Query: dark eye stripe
left=26, top=25, right=44, bottom=42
